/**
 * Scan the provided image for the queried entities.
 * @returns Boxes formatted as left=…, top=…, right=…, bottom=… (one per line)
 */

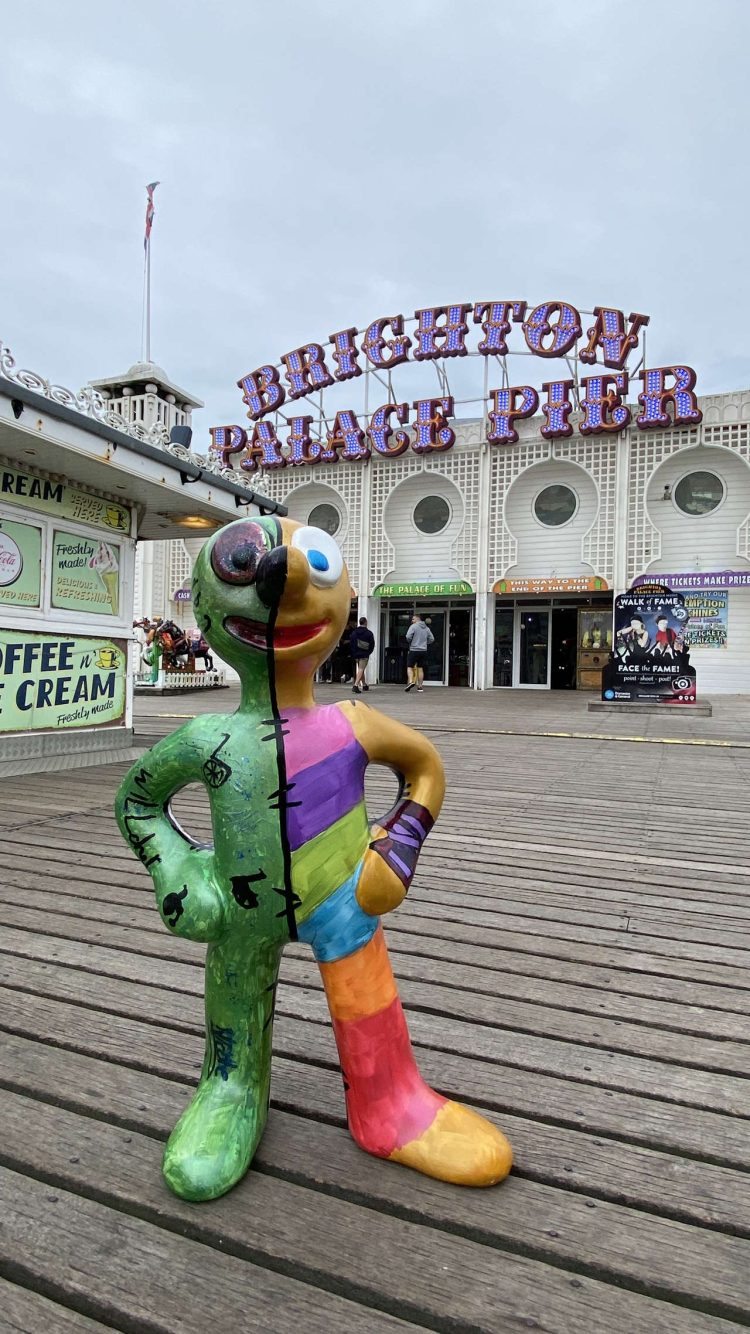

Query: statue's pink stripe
left=283, top=705, right=354, bottom=778
left=332, top=998, right=446, bottom=1156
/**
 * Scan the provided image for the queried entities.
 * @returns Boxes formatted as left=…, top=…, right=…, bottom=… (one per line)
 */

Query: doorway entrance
left=380, top=601, right=474, bottom=685
left=550, top=607, right=578, bottom=689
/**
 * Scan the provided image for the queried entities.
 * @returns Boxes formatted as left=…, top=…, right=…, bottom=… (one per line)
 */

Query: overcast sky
left=1, top=0, right=748, bottom=447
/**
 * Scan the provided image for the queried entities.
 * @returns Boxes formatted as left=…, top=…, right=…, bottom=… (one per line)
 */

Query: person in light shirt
left=404, top=614, right=434, bottom=693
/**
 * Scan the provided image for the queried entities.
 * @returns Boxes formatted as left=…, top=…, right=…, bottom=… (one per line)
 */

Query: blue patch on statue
left=308, top=550, right=329, bottom=571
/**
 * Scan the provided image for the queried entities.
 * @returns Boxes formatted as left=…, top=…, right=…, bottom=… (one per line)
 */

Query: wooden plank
left=0, top=1168, right=425, bottom=1334
left=2, top=1091, right=749, bottom=1330
left=0, top=1278, right=114, bottom=1333
left=5, top=1029, right=750, bottom=1239
left=3, top=943, right=750, bottom=1085
left=4, top=920, right=749, bottom=1045
left=2, top=986, right=749, bottom=1168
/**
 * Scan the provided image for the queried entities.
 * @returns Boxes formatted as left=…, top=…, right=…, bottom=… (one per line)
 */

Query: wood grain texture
left=3, top=684, right=750, bottom=1331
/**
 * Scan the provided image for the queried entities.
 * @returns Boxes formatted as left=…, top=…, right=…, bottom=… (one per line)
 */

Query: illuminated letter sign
left=487, top=386, right=539, bottom=445
left=473, top=301, right=527, bottom=355
left=214, top=294, right=703, bottom=470
left=580, top=308, right=649, bottom=369
left=413, top=305, right=472, bottom=359
left=368, top=403, right=410, bottom=457
left=636, top=366, right=702, bottom=430
left=238, top=365, right=285, bottom=420
left=523, top=302, right=582, bottom=358
left=412, top=397, right=455, bottom=453
left=362, top=315, right=411, bottom=368
left=579, top=374, right=631, bottom=435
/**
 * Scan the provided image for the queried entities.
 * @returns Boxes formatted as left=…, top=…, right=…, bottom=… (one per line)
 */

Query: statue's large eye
left=291, top=526, right=344, bottom=588
left=210, top=521, right=268, bottom=585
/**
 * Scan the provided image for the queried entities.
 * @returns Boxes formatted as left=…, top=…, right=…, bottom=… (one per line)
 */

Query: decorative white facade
left=138, top=388, right=750, bottom=693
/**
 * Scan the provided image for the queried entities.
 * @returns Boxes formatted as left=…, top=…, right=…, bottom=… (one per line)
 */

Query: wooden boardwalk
left=2, top=686, right=750, bottom=1331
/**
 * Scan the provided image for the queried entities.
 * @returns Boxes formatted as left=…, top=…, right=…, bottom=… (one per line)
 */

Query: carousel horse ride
left=116, top=516, right=512, bottom=1201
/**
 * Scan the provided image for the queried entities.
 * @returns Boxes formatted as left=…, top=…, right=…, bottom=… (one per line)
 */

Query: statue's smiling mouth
left=224, top=616, right=330, bottom=650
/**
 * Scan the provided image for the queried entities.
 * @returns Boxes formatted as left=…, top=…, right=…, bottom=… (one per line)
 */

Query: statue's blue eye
left=308, top=549, right=329, bottom=572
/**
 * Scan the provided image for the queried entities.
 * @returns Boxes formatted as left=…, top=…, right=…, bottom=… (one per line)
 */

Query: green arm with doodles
left=115, top=719, right=228, bottom=942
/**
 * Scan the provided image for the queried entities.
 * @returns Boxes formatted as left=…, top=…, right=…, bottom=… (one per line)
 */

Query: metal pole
left=145, top=237, right=152, bottom=363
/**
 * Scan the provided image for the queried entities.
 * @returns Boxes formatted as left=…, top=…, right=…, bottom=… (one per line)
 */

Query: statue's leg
left=302, top=883, right=512, bottom=1187
left=163, top=935, right=282, bottom=1202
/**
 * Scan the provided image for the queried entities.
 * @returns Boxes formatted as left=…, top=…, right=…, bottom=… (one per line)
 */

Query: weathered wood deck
left=2, top=686, right=750, bottom=1332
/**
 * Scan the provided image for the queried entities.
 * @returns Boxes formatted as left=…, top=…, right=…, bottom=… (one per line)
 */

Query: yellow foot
left=389, top=1100, right=512, bottom=1187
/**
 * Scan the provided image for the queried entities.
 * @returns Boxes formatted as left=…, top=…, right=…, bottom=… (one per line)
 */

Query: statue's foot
left=163, top=1080, right=264, bottom=1201
left=388, top=1099, right=512, bottom=1187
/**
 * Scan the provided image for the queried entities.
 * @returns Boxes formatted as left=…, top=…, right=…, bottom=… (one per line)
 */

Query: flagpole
left=145, top=234, right=152, bottom=363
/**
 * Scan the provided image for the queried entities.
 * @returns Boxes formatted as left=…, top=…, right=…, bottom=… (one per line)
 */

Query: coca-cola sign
left=0, top=531, right=22, bottom=586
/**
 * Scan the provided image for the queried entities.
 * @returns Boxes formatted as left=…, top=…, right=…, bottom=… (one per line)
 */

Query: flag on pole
left=144, top=181, right=160, bottom=250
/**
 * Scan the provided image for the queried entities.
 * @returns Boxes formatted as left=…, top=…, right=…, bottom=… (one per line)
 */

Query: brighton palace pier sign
left=210, top=300, right=702, bottom=472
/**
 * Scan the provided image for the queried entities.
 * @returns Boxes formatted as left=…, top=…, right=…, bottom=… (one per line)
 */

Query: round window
left=308, top=502, right=341, bottom=536
left=673, top=471, right=724, bottom=516
left=413, top=495, right=450, bottom=534
left=534, top=484, right=578, bottom=527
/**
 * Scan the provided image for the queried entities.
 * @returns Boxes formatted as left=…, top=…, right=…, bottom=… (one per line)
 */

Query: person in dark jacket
left=350, top=616, right=375, bottom=693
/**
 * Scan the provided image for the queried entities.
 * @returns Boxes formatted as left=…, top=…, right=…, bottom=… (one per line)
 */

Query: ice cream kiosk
left=0, top=343, right=283, bottom=775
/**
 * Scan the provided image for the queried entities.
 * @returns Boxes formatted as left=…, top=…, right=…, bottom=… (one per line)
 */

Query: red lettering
left=280, top=344, right=334, bottom=400
left=209, top=425, right=248, bottom=468
left=487, top=386, right=539, bottom=445
left=329, top=327, right=362, bottom=381
left=579, top=373, right=631, bottom=435
left=239, top=422, right=286, bottom=473
left=237, top=365, right=286, bottom=420
left=636, top=366, right=702, bottom=430
left=321, top=411, right=370, bottom=463
left=368, top=403, right=410, bottom=457
left=412, top=397, right=455, bottom=453
left=413, top=305, right=472, bottom=360
left=362, top=315, right=412, bottom=368
left=579, top=308, right=649, bottom=369
left=286, top=416, right=322, bottom=466
left=523, top=302, right=581, bottom=358
left=473, top=301, right=527, bottom=355
left=540, top=380, right=575, bottom=440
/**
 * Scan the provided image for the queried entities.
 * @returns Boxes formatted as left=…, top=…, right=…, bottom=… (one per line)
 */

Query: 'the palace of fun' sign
left=210, top=299, right=702, bottom=473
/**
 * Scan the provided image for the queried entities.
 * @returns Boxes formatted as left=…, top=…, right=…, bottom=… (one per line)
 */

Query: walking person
left=405, top=613, right=434, bottom=692
left=350, top=616, right=375, bottom=693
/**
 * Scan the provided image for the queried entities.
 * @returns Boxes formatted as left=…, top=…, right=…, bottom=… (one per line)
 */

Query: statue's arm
left=341, top=701, right=445, bottom=915
left=115, top=721, right=227, bottom=942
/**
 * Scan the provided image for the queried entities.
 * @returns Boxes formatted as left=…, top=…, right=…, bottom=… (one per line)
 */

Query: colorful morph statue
left=115, top=518, right=512, bottom=1201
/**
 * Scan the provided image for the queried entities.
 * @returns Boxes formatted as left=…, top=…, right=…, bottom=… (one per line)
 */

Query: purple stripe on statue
left=388, top=851, right=412, bottom=880
left=286, top=739, right=369, bottom=850
left=390, top=830, right=421, bottom=848
left=400, top=813, right=426, bottom=836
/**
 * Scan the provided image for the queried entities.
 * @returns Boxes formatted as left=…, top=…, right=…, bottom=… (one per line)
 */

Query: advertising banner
left=0, top=631, right=127, bottom=733
left=0, top=463, right=131, bottom=535
left=51, top=531, right=121, bottom=616
left=0, top=517, right=42, bottom=607
left=683, top=591, right=728, bottom=648
left=602, top=591, right=696, bottom=704
left=493, top=576, right=608, bottom=594
left=633, top=570, right=750, bottom=590
left=373, top=580, right=473, bottom=597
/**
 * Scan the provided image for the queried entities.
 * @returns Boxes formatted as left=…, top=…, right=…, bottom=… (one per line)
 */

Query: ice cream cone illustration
left=89, top=541, right=120, bottom=614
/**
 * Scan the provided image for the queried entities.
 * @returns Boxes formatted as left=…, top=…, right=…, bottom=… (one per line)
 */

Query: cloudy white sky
left=1, top=0, right=747, bottom=446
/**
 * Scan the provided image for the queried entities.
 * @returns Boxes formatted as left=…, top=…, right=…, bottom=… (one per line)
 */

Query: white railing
left=135, top=670, right=226, bottom=689
left=0, top=339, right=256, bottom=492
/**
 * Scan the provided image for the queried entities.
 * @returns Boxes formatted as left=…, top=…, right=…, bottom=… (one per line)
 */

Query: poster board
left=602, top=590, right=697, bottom=704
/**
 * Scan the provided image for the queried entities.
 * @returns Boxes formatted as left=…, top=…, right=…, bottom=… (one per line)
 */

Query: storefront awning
left=373, top=580, right=473, bottom=598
